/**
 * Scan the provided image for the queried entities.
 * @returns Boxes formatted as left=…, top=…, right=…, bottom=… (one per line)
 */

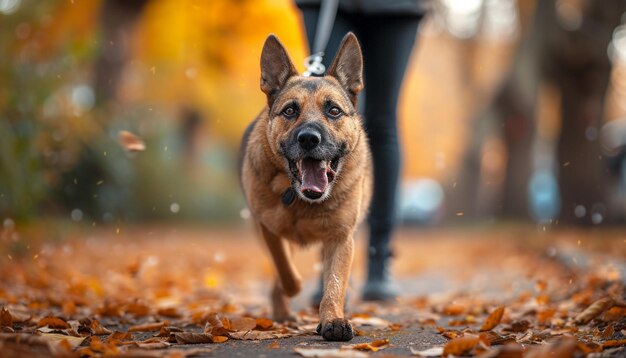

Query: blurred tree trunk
left=93, top=0, right=149, bottom=107
left=544, top=0, right=625, bottom=225
left=449, top=0, right=545, bottom=219
left=449, top=0, right=624, bottom=224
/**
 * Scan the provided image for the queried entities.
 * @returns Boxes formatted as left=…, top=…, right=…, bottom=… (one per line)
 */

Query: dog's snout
left=297, top=128, right=321, bottom=150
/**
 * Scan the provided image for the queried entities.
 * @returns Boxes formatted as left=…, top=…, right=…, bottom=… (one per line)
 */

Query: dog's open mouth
left=292, top=158, right=337, bottom=200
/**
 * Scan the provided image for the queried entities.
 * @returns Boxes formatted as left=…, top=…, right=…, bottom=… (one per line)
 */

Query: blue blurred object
left=399, top=178, right=444, bottom=224
left=528, top=169, right=560, bottom=222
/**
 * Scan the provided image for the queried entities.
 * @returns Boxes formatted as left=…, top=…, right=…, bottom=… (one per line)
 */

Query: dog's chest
left=257, top=197, right=354, bottom=245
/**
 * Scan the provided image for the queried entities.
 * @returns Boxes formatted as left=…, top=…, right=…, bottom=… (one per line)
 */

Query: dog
left=239, top=32, right=372, bottom=342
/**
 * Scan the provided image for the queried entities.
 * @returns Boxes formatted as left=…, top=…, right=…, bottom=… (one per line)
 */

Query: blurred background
left=3, top=0, right=626, bottom=229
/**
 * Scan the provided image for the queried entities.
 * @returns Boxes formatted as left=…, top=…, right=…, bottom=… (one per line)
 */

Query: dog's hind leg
left=271, top=278, right=296, bottom=322
left=260, top=224, right=301, bottom=321
left=318, top=236, right=355, bottom=341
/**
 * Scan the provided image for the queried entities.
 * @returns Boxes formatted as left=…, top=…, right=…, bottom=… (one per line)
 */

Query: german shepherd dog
left=240, top=32, right=372, bottom=341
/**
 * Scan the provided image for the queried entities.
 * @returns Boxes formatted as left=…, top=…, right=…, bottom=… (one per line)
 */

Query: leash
left=303, top=0, right=339, bottom=77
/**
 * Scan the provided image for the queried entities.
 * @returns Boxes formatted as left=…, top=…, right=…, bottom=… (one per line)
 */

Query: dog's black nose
left=297, top=128, right=321, bottom=150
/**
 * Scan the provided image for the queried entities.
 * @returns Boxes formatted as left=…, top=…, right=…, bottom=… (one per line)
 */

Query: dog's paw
left=318, top=318, right=354, bottom=341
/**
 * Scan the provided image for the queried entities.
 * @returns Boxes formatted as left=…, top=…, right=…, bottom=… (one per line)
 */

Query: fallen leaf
left=157, top=307, right=181, bottom=318
left=0, top=307, right=12, bottom=327
left=256, top=317, right=274, bottom=330
left=602, top=339, right=626, bottom=348
left=231, top=317, right=257, bottom=331
left=228, top=330, right=292, bottom=340
left=131, top=337, right=172, bottom=349
left=268, top=341, right=280, bottom=349
left=79, top=317, right=112, bottom=335
left=442, top=303, right=466, bottom=316
left=410, top=346, right=444, bottom=357
left=351, top=338, right=389, bottom=352
left=575, top=297, right=615, bottom=325
left=174, top=332, right=219, bottom=344
left=37, top=316, right=70, bottom=329
left=443, top=335, right=480, bottom=356
left=294, top=347, right=368, bottom=358
left=125, top=302, right=150, bottom=317
left=129, top=321, right=169, bottom=332
left=108, top=331, right=134, bottom=344
left=600, top=325, right=615, bottom=340
left=118, top=130, right=146, bottom=152
left=39, top=332, right=86, bottom=349
left=503, top=320, right=530, bottom=333
left=480, top=307, right=505, bottom=331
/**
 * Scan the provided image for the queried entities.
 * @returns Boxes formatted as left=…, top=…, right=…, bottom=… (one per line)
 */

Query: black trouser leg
left=359, top=16, right=420, bottom=267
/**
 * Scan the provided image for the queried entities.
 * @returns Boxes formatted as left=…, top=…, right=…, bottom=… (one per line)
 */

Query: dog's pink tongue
left=301, top=158, right=328, bottom=194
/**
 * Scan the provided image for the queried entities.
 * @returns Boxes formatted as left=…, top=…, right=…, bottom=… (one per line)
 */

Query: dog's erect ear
left=260, top=34, right=298, bottom=104
left=327, top=33, right=363, bottom=105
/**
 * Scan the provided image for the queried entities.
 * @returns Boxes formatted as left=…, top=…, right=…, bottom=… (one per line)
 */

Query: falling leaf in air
left=480, top=306, right=505, bottom=331
left=575, top=297, right=615, bottom=324
left=118, top=130, right=146, bottom=152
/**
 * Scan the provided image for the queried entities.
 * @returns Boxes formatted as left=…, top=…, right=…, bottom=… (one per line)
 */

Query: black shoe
left=361, top=249, right=399, bottom=301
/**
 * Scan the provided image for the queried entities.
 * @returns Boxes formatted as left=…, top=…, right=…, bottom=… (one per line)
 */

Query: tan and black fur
left=240, top=33, right=371, bottom=341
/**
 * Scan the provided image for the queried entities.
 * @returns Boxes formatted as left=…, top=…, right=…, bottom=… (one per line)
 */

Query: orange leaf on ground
left=442, top=303, right=465, bottom=316
left=0, top=307, right=12, bottom=327
left=575, top=297, right=615, bottom=324
left=174, top=332, right=217, bottom=344
left=108, top=331, right=134, bottom=343
left=37, top=316, right=70, bottom=329
left=480, top=306, right=505, bottom=331
left=125, top=302, right=150, bottom=317
left=228, top=330, right=292, bottom=340
left=603, top=339, right=626, bottom=348
left=157, top=307, right=181, bottom=318
left=231, top=317, right=257, bottom=331
left=352, top=338, right=390, bottom=352
left=443, top=335, right=480, bottom=356
left=256, top=317, right=274, bottom=330
left=129, top=321, right=169, bottom=332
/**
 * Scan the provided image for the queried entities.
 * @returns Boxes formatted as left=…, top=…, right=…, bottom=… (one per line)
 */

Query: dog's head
left=259, top=33, right=364, bottom=203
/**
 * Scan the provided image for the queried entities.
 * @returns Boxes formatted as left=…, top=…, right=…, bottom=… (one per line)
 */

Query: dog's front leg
left=260, top=224, right=301, bottom=321
left=318, top=235, right=355, bottom=341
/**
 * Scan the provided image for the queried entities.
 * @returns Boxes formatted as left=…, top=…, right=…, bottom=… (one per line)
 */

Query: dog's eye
left=282, top=106, right=297, bottom=118
left=327, top=107, right=342, bottom=118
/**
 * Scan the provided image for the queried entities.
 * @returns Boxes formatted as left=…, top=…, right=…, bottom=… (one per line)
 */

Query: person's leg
left=359, top=15, right=421, bottom=301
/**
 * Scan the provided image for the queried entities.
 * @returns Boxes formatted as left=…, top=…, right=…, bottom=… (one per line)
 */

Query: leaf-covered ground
left=0, top=223, right=625, bottom=357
